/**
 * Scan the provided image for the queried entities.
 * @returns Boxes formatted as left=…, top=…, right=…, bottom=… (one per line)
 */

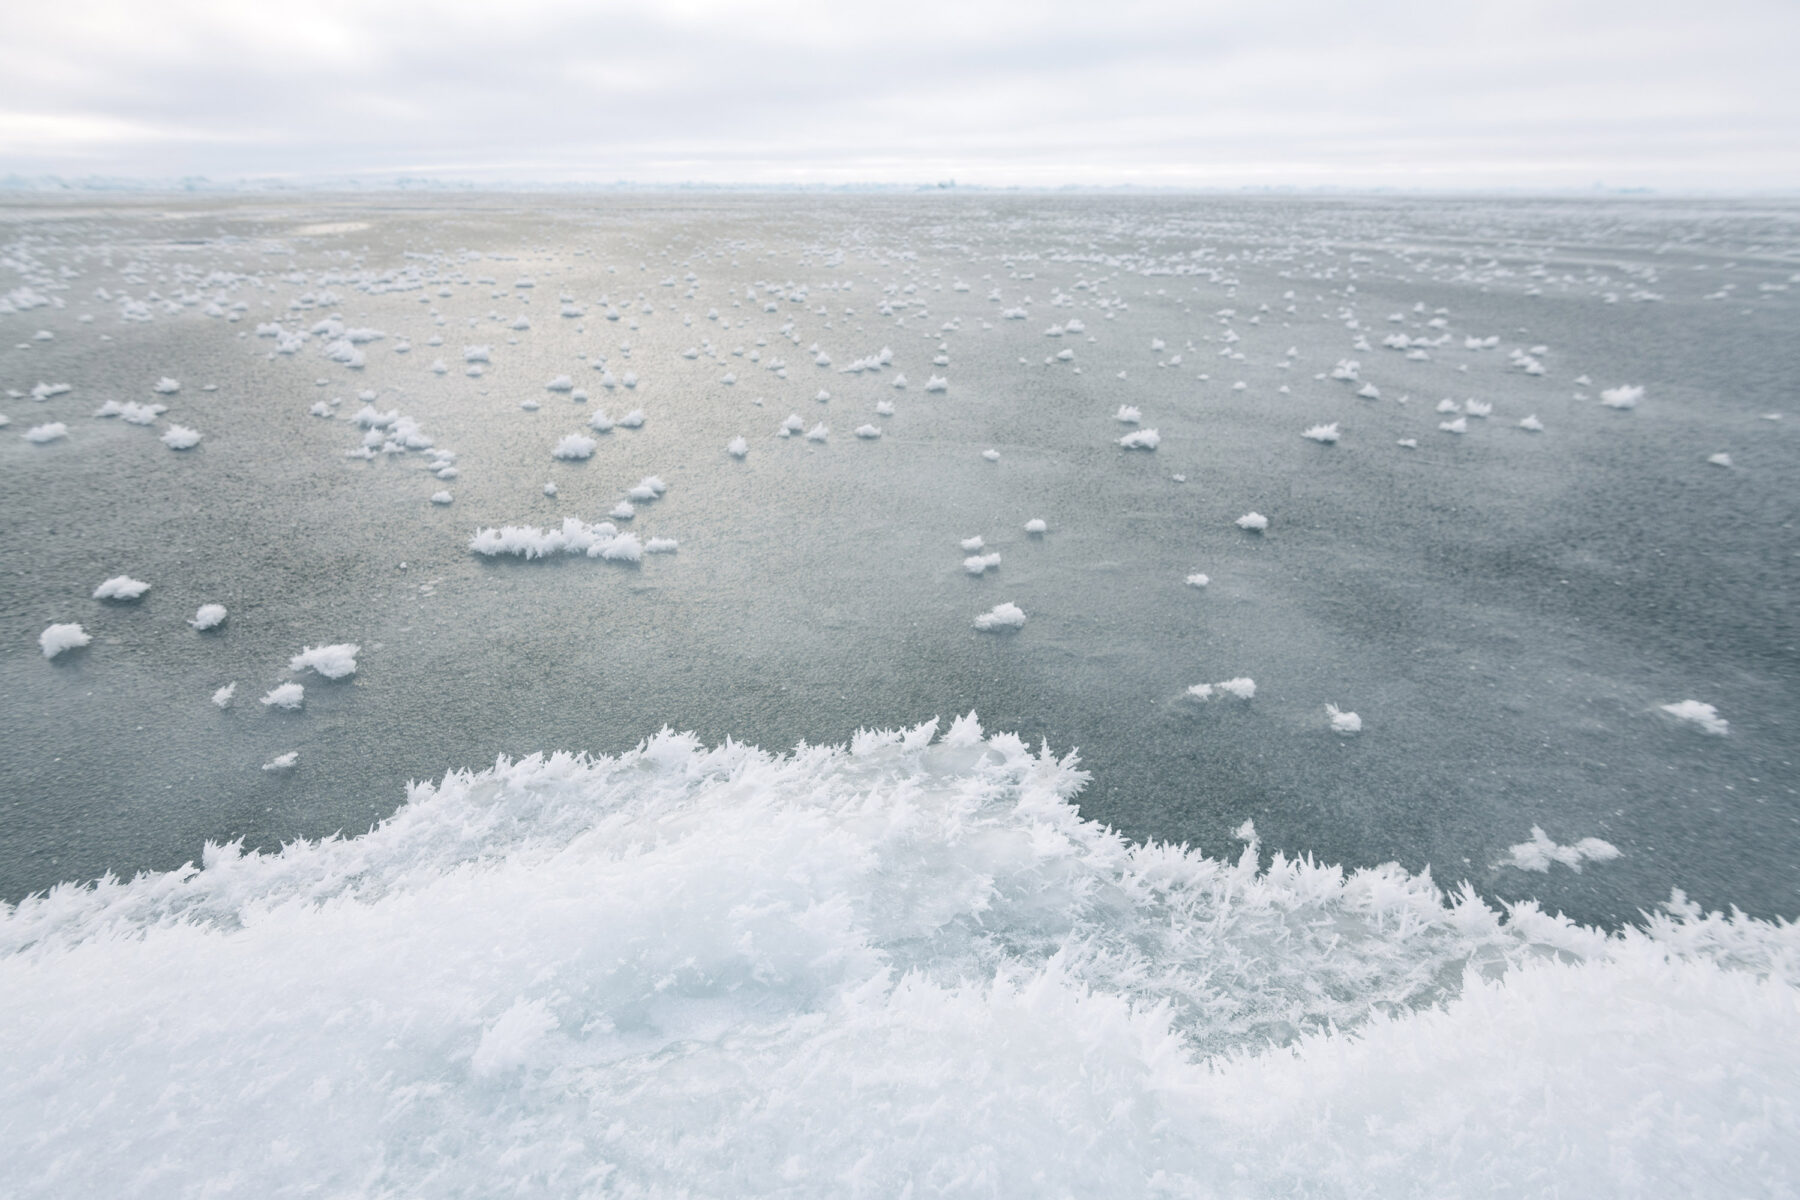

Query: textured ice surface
left=1, top=721, right=1795, bottom=1197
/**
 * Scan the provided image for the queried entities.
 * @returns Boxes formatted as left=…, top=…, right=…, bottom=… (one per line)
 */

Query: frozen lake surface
left=3, top=192, right=1795, bottom=922
left=2, top=192, right=1798, bottom=1194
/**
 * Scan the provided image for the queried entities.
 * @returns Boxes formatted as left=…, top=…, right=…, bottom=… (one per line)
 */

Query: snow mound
left=23, top=422, right=68, bottom=444
left=1601, top=385, right=1643, bottom=410
left=1301, top=423, right=1340, bottom=444
left=1327, top=704, right=1362, bottom=734
left=1118, top=429, right=1160, bottom=450
left=160, top=425, right=201, bottom=450
left=1235, top=512, right=1268, bottom=532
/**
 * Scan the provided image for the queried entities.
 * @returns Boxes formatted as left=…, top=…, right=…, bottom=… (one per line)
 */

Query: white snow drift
left=4, top=721, right=1791, bottom=1198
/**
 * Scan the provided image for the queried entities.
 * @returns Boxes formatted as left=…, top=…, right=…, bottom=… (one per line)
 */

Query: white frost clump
left=289, top=643, right=359, bottom=679
left=552, top=434, right=597, bottom=460
left=1439, top=417, right=1468, bottom=434
left=261, top=682, right=305, bottom=710
left=961, top=536, right=985, bottom=551
left=982, top=449, right=1001, bottom=462
left=855, top=424, right=882, bottom=439
left=1186, top=678, right=1254, bottom=701
left=23, top=422, right=68, bottom=444
left=161, top=425, right=202, bottom=450
left=588, top=410, right=614, bottom=432
left=727, top=436, right=749, bottom=459
left=644, top=538, right=678, bottom=554
left=1356, top=383, right=1380, bottom=400
left=1504, top=827, right=1621, bottom=873
left=1519, top=415, right=1544, bottom=432
left=431, top=491, right=454, bottom=505
left=153, top=377, right=181, bottom=394
left=261, top=751, right=299, bottom=772
left=875, top=400, right=895, bottom=417
left=39, top=623, right=90, bottom=658
left=1118, top=429, right=1160, bottom=450
left=1025, top=519, right=1047, bottom=534
left=189, top=604, right=228, bottom=631
left=211, top=682, right=237, bottom=708
left=924, top=375, right=948, bottom=393
left=93, top=575, right=150, bottom=601
left=543, top=482, right=558, bottom=497
left=1115, top=405, right=1141, bottom=424
left=964, top=553, right=1002, bottom=575
left=1301, top=423, right=1340, bottom=444
left=627, top=475, right=668, bottom=502
left=1327, top=704, right=1362, bottom=734
left=1706, top=453, right=1732, bottom=468
left=1600, top=385, right=1643, bottom=410
left=1660, top=700, right=1727, bottom=736
left=119, top=402, right=167, bottom=425
left=1186, top=574, right=1210, bottom=588
left=1235, top=512, right=1268, bottom=532
left=545, top=376, right=574, bottom=392
left=805, top=423, right=828, bottom=442
left=973, top=602, right=1026, bottom=631
left=469, top=519, right=643, bottom=563
left=618, top=409, right=645, bottom=429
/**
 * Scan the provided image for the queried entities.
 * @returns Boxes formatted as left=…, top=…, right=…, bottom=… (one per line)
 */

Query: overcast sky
left=2, top=0, right=1795, bottom=189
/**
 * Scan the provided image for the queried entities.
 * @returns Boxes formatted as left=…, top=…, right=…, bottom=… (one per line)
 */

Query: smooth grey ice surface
left=2, top=192, right=1796, bottom=924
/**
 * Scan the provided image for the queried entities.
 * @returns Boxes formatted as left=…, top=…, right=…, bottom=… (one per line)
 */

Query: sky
left=1, top=0, right=1796, bottom=190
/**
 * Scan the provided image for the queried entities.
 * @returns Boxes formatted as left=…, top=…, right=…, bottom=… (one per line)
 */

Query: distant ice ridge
left=2, top=717, right=1795, bottom=1197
